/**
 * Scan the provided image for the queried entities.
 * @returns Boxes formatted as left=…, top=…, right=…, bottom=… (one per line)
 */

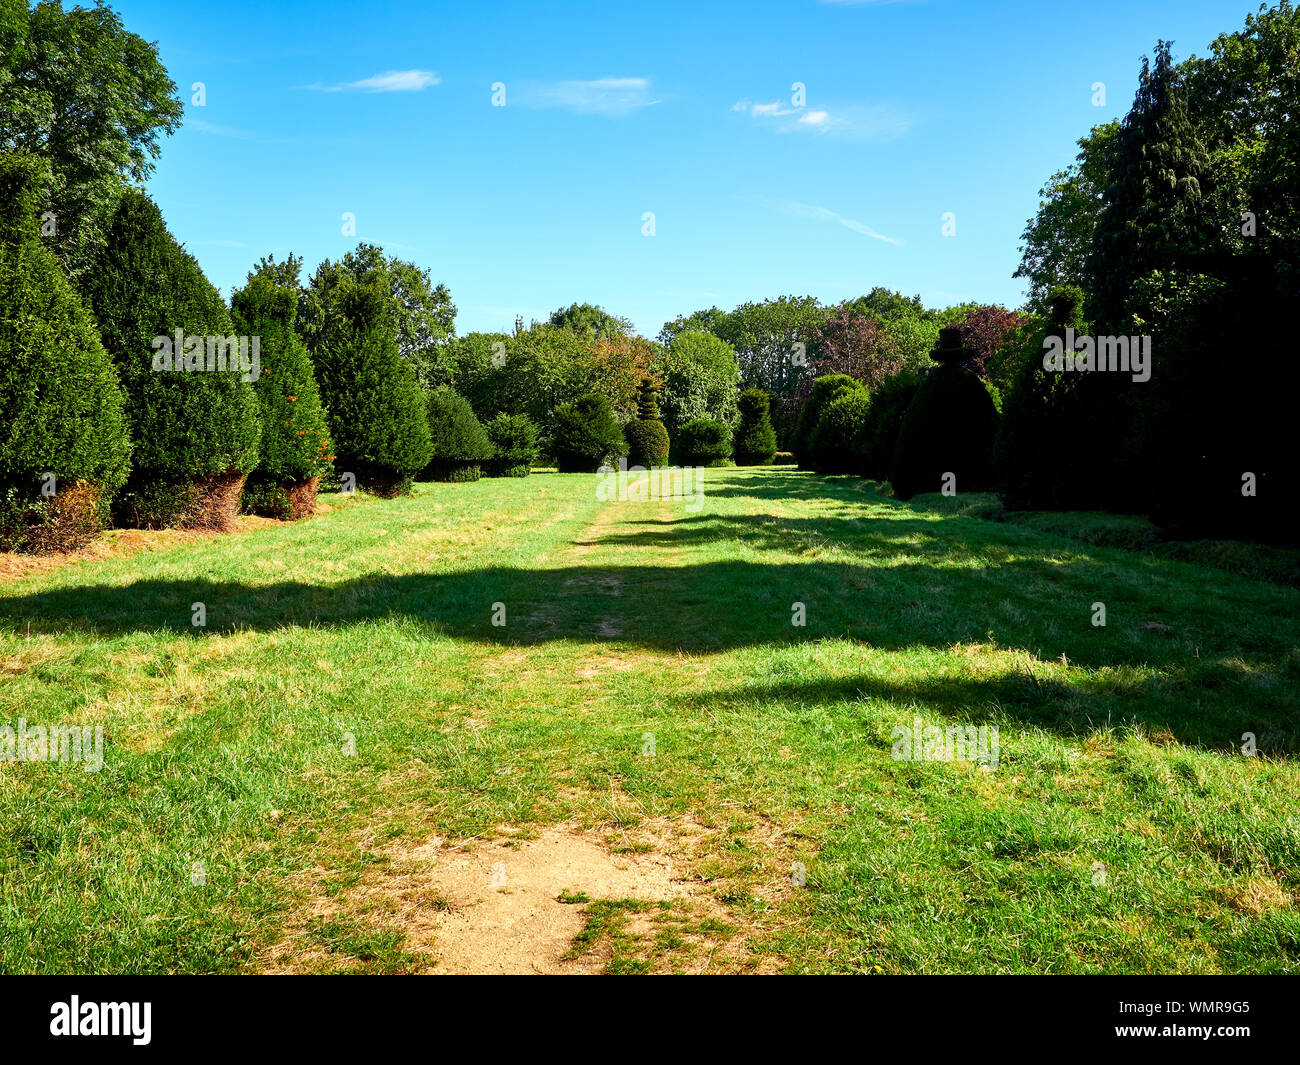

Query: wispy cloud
left=304, top=69, right=440, bottom=93
left=731, top=99, right=910, bottom=139
left=516, top=76, right=659, bottom=115
left=187, top=118, right=258, bottom=139
left=759, top=196, right=903, bottom=246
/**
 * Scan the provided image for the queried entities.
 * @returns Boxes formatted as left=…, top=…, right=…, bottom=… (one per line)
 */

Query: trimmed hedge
left=554, top=392, right=627, bottom=472
left=733, top=388, right=778, bottom=466
left=811, top=389, right=871, bottom=474
left=891, top=365, right=999, bottom=500
left=302, top=255, right=431, bottom=497
left=791, top=374, right=863, bottom=469
left=423, top=386, right=492, bottom=482
left=230, top=275, right=331, bottom=519
left=0, top=154, right=131, bottom=551
left=82, top=189, right=261, bottom=529
left=854, top=370, right=922, bottom=481
left=676, top=418, right=732, bottom=466
left=485, top=413, right=540, bottom=477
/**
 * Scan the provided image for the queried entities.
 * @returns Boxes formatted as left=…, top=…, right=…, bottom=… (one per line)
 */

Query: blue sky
left=123, top=0, right=1258, bottom=337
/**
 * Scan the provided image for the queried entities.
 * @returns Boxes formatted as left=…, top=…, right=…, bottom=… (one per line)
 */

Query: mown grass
left=1, top=467, right=1297, bottom=973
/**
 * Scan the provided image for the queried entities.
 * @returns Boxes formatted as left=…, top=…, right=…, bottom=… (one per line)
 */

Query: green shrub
left=733, top=388, right=778, bottom=466
left=81, top=188, right=261, bottom=528
left=553, top=392, right=627, bottom=472
left=625, top=377, right=670, bottom=467
left=891, top=365, right=999, bottom=500
left=0, top=155, right=131, bottom=551
left=485, top=413, right=540, bottom=477
left=854, top=370, right=922, bottom=481
left=230, top=275, right=331, bottom=518
left=791, top=375, right=863, bottom=468
left=811, top=389, right=871, bottom=474
left=423, top=386, right=492, bottom=482
left=676, top=418, right=732, bottom=466
left=301, top=252, right=432, bottom=496
left=655, top=330, right=740, bottom=439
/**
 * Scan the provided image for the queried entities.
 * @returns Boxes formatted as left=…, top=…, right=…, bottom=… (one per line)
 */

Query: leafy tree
left=840, top=288, right=942, bottom=370
left=0, top=152, right=130, bottom=550
left=947, top=304, right=1029, bottom=388
left=484, top=413, right=540, bottom=477
left=654, top=329, right=740, bottom=439
left=423, top=386, right=491, bottom=482
left=553, top=392, right=627, bottom=472
left=732, top=388, right=778, bottom=466
left=1013, top=123, right=1120, bottom=309
left=548, top=302, right=633, bottom=340
left=625, top=377, right=670, bottom=467
left=248, top=252, right=304, bottom=293
left=230, top=274, right=331, bottom=519
left=0, top=0, right=183, bottom=281
left=675, top=418, right=732, bottom=467
left=811, top=305, right=902, bottom=389
left=302, top=254, right=431, bottom=495
left=82, top=188, right=261, bottom=528
left=587, top=334, right=661, bottom=420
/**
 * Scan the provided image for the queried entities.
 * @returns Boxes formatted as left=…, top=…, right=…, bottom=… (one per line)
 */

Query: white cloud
left=731, top=98, right=910, bottom=139
left=518, top=76, right=659, bottom=115
left=306, top=69, right=440, bottom=93
left=761, top=197, right=903, bottom=246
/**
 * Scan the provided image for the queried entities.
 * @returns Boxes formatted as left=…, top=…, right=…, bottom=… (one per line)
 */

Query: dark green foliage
left=791, top=374, right=863, bottom=468
left=484, top=413, right=540, bottom=477
left=675, top=418, right=732, bottom=467
left=855, top=370, right=922, bottom=481
left=81, top=188, right=261, bottom=527
left=230, top=275, right=331, bottom=491
left=553, top=392, right=627, bottom=473
left=423, top=386, right=491, bottom=482
left=733, top=388, right=778, bottom=466
left=655, top=329, right=740, bottom=439
left=0, top=153, right=131, bottom=549
left=810, top=389, right=871, bottom=474
left=548, top=302, right=632, bottom=340
left=626, top=377, right=670, bottom=467
left=240, top=476, right=294, bottom=521
left=892, top=365, right=999, bottom=501
left=992, top=287, right=1106, bottom=509
left=302, top=252, right=431, bottom=496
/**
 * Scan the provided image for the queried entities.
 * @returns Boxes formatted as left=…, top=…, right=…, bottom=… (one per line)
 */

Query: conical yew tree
left=300, top=253, right=431, bottom=496
left=81, top=189, right=261, bottom=529
left=230, top=274, right=332, bottom=519
left=0, top=154, right=131, bottom=551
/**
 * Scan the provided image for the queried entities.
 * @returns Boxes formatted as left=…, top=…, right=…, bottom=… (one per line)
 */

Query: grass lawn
left=1, top=466, right=1298, bottom=974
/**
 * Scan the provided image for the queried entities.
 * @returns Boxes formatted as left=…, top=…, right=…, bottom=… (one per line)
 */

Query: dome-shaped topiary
left=230, top=275, right=332, bottom=519
left=423, top=386, right=492, bottom=482
left=791, top=374, right=863, bottom=469
left=553, top=392, right=628, bottom=472
left=676, top=418, right=732, bottom=467
left=485, top=413, right=540, bottom=477
left=0, top=155, right=131, bottom=551
left=810, top=389, right=871, bottom=474
left=300, top=254, right=432, bottom=497
left=80, top=188, right=261, bottom=530
left=733, top=388, right=778, bottom=466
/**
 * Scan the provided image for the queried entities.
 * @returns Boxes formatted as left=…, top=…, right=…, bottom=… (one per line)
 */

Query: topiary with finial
left=625, top=376, right=670, bottom=467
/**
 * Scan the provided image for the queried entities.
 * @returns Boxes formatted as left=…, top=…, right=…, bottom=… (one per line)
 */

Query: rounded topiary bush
left=892, top=342, right=999, bottom=500
left=625, top=377, right=670, bottom=467
left=231, top=275, right=331, bottom=520
left=0, top=155, right=132, bottom=552
left=301, top=255, right=431, bottom=497
left=82, top=189, right=262, bottom=530
left=733, top=388, right=778, bottom=466
left=553, top=392, right=628, bottom=472
left=854, top=370, right=922, bottom=481
left=423, top=387, right=492, bottom=482
left=485, top=413, right=540, bottom=477
left=676, top=418, right=732, bottom=467
left=791, top=375, right=863, bottom=469
left=811, top=389, right=871, bottom=474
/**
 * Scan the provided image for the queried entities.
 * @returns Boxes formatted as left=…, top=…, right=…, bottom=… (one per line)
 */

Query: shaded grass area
left=1, top=469, right=1297, bottom=973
